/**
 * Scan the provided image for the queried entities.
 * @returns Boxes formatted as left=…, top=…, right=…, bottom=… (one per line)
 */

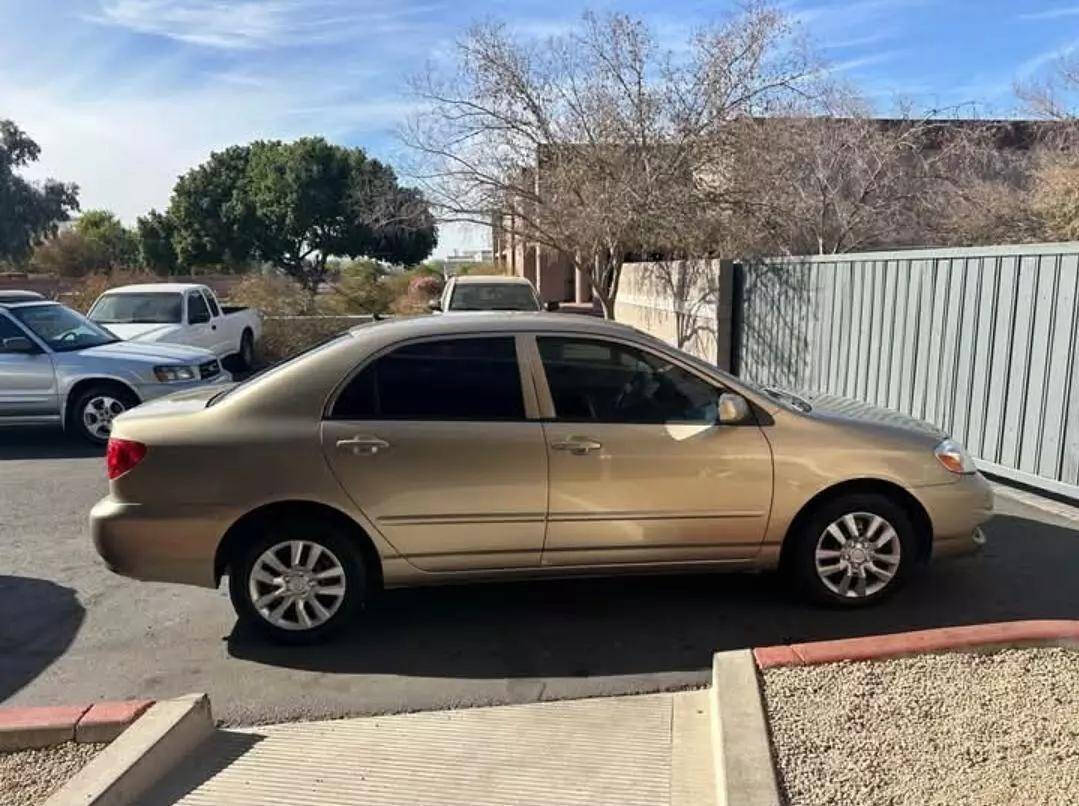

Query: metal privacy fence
left=736, top=243, right=1079, bottom=498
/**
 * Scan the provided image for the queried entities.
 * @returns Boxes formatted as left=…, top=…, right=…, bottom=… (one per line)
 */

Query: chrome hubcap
left=82, top=395, right=125, bottom=439
left=248, top=540, right=346, bottom=631
left=815, top=512, right=901, bottom=598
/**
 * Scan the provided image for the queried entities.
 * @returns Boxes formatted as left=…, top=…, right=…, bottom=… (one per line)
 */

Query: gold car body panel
left=92, top=313, right=993, bottom=592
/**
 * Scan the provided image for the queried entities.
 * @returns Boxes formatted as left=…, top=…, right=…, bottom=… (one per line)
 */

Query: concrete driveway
left=2, top=428, right=1077, bottom=725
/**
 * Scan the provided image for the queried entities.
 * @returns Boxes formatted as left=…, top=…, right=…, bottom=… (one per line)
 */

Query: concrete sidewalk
left=144, top=691, right=716, bottom=806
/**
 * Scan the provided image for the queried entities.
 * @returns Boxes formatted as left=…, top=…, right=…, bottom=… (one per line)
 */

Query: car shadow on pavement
left=227, top=512, right=1079, bottom=680
left=0, top=576, right=85, bottom=702
left=0, top=428, right=101, bottom=460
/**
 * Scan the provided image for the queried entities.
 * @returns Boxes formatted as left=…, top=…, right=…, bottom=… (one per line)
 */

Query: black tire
left=789, top=492, right=915, bottom=607
left=237, top=329, right=255, bottom=371
left=68, top=384, right=138, bottom=446
left=228, top=516, right=366, bottom=644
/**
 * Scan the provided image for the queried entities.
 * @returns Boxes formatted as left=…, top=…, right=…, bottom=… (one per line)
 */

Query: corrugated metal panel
left=738, top=243, right=1079, bottom=499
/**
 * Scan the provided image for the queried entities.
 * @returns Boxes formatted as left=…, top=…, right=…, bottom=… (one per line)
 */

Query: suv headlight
left=154, top=365, right=197, bottom=382
left=934, top=438, right=977, bottom=474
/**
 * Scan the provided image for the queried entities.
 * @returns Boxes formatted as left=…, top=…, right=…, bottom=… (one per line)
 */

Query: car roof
left=98, top=283, right=205, bottom=293
left=0, top=298, right=57, bottom=310
left=0, top=290, right=46, bottom=303
left=450, top=275, right=534, bottom=286
left=351, top=311, right=635, bottom=341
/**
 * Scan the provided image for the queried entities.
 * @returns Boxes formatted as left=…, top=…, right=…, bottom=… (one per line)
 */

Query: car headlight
left=934, top=438, right=977, bottom=474
left=153, top=365, right=197, bottom=383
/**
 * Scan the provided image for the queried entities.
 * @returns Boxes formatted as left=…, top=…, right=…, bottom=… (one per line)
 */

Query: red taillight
left=106, top=438, right=147, bottom=480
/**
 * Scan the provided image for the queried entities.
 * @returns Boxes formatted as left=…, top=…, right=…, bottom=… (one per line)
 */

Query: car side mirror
left=544, top=300, right=560, bottom=312
left=717, top=392, right=750, bottom=425
left=0, top=336, right=35, bottom=353
left=428, top=299, right=442, bottom=312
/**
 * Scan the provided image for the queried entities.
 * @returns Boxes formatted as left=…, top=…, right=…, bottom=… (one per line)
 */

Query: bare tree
left=403, top=4, right=815, bottom=318
left=730, top=85, right=1020, bottom=255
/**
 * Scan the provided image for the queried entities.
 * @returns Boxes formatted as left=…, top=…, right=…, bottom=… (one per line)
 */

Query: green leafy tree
left=75, top=209, right=138, bottom=269
left=167, top=137, right=437, bottom=298
left=136, top=209, right=179, bottom=274
left=0, top=120, right=79, bottom=263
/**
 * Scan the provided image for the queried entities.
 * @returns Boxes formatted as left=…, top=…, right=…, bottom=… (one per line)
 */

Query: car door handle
left=550, top=437, right=602, bottom=455
left=336, top=436, right=390, bottom=455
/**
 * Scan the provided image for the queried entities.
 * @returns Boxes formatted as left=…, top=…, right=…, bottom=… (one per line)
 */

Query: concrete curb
left=709, top=650, right=781, bottom=806
left=0, top=701, right=153, bottom=752
left=753, top=619, right=1079, bottom=669
left=44, top=693, right=213, bottom=806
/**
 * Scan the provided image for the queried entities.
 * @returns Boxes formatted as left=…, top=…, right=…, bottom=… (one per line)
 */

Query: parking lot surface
left=2, top=428, right=1078, bottom=725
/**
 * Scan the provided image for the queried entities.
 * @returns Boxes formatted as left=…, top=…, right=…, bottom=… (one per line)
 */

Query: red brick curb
left=753, top=619, right=1079, bottom=669
left=0, top=699, right=154, bottom=752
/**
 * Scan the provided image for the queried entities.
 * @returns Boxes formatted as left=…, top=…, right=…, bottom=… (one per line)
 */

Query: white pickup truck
left=88, top=283, right=261, bottom=369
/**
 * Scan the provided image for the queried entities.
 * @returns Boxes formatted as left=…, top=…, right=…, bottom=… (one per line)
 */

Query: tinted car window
left=188, top=292, right=210, bottom=324
left=538, top=337, right=718, bottom=423
left=448, top=283, right=539, bottom=311
left=0, top=314, right=26, bottom=340
left=333, top=337, right=524, bottom=420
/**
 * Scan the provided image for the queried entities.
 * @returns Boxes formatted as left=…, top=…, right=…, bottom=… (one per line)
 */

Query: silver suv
left=0, top=299, right=231, bottom=444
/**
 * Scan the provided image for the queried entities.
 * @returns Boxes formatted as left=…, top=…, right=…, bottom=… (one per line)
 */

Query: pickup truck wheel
left=790, top=493, right=914, bottom=607
left=69, top=385, right=137, bottom=446
left=238, top=329, right=255, bottom=370
left=229, top=517, right=365, bottom=644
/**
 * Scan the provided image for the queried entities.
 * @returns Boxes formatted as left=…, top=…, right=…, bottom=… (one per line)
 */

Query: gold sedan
left=91, top=313, right=993, bottom=643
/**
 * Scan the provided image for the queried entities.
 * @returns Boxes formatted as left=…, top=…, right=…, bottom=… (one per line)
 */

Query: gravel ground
left=763, top=647, right=1079, bottom=806
left=0, top=741, right=106, bottom=805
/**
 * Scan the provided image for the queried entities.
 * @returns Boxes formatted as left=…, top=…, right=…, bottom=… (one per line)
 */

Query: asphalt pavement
left=2, top=427, right=1078, bottom=725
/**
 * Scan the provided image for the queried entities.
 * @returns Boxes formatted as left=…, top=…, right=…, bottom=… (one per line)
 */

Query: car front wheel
left=228, top=518, right=365, bottom=644
left=791, top=493, right=915, bottom=606
left=69, top=385, right=137, bottom=445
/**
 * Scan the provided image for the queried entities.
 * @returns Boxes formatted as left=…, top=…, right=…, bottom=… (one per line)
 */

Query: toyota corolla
left=91, top=313, right=992, bottom=643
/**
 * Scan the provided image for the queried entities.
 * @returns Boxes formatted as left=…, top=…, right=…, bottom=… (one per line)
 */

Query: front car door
left=0, top=312, right=58, bottom=422
left=320, top=335, right=548, bottom=571
left=185, top=291, right=214, bottom=351
left=199, top=289, right=228, bottom=357
left=531, top=335, right=773, bottom=566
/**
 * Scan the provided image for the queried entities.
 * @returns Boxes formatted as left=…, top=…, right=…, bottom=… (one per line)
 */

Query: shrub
left=63, top=269, right=162, bottom=313
left=30, top=231, right=111, bottom=278
left=228, top=273, right=309, bottom=315
left=258, top=315, right=372, bottom=364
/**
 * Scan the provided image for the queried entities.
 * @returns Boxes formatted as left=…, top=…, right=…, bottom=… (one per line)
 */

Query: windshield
left=90, top=292, right=182, bottom=324
left=449, top=283, right=540, bottom=311
left=10, top=304, right=118, bottom=352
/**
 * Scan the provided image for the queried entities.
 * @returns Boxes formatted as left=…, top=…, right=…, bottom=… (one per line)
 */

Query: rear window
left=448, top=283, right=539, bottom=311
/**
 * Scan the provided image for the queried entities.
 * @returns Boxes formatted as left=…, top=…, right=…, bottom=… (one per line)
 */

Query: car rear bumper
left=90, top=495, right=227, bottom=588
left=913, top=472, right=994, bottom=560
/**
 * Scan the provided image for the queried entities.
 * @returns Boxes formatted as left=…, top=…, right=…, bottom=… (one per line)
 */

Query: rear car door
left=0, top=313, right=58, bottom=420
left=533, top=335, right=773, bottom=566
left=320, top=335, right=548, bottom=571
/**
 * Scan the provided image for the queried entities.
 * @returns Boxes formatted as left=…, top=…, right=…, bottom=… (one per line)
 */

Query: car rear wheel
left=238, top=329, right=255, bottom=371
left=791, top=493, right=915, bottom=607
left=228, top=517, right=365, bottom=644
left=69, top=385, right=138, bottom=445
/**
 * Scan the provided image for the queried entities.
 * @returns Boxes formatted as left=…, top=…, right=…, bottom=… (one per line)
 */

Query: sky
left=2, top=0, right=1078, bottom=257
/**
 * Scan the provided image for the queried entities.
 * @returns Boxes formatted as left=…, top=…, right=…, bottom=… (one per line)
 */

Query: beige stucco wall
left=614, top=260, right=733, bottom=370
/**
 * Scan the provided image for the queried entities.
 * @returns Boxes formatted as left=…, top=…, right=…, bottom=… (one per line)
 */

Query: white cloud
left=1017, top=6, right=1079, bottom=21
left=90, top=0, right=446, bottom=49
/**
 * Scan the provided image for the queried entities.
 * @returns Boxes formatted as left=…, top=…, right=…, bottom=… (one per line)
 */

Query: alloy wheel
left=814, top=511, right=902, bottom=599
left=247, top=540, right=347, bottom=631
left=82, top=395, right=126, bottom=440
